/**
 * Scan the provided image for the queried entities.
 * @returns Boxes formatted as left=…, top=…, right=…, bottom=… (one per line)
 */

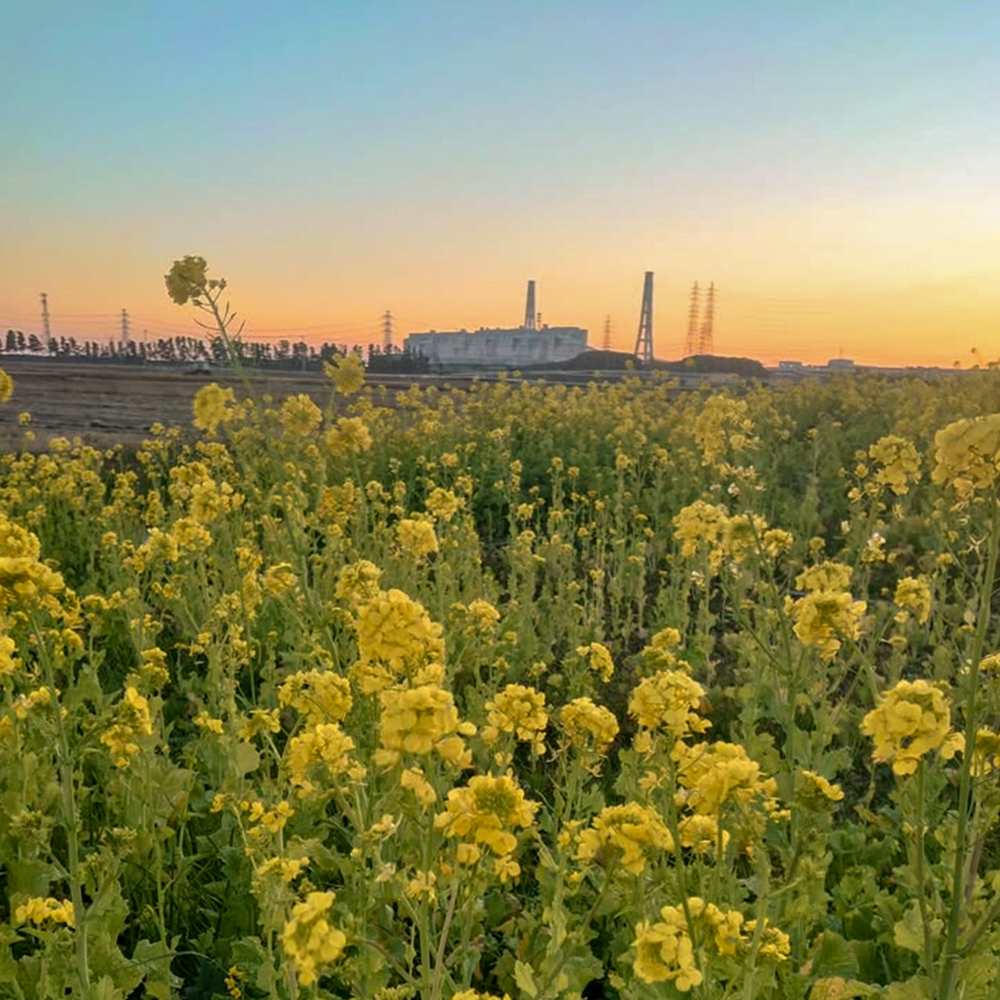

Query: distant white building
left=404, top=326, right=589, bottom=368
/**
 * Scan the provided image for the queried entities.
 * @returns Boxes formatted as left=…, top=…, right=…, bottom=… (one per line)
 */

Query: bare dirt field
left=0, top=359, right=342, bottom=451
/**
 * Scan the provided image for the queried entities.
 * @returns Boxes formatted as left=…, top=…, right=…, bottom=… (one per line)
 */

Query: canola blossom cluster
left=861, top=679, right=962, bottom=776
left=632, top=897, right=789, bottom=990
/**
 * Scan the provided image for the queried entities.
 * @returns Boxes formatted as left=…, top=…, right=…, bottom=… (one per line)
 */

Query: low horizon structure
left=404, top=325, right=588, bottom=368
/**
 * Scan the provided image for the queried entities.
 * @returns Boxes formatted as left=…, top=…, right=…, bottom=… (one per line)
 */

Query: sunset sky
left=2, top=1, right=998, bottom=367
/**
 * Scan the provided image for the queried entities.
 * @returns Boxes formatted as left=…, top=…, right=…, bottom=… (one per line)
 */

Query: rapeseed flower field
left=4, top=346, right=1000, bottom=999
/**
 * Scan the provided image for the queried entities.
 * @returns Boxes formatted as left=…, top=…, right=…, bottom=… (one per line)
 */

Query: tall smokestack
left=523, top=280, right=537, bottom=330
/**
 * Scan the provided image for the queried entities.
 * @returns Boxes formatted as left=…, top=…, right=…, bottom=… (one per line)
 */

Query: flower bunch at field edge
left=860, top=678, right=962, bottom=776
left=931, top=413, right=1000, bottom=501
left=374, top=682, right=476, bottom=770
left=324, top=351, right=366, bottom=396
left=191, top=383, right=240, bottom=435
left=351, top=587, right=446, bottom=694
left=481, top=683, right=548, bottom=758
left=281, top=890, right=347, bottom=986
left=866, top=434, right=922, bottom=496
left=629, top=669, right=711, bottom=746
left=784, top=560, right=866, bottom=662
left=574, top=802, right=674, bottom=874
left=0, top=515, right=66, bottom=615
left=434, top=773, right=539, bottom=881
left=672, top=740, right=782, bottom=823
left=632, top=898, right=781, bottom=990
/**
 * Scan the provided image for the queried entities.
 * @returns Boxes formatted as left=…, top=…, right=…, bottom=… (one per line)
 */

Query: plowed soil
left=0, top=359, right=337, bottom=451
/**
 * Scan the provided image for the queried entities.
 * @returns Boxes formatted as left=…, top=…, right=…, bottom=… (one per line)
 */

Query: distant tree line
left=2, top=330, right=431, bottom=373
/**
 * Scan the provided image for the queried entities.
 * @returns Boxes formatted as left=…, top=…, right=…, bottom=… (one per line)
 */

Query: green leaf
left=515, top=959, right=538, bottom=998
left=885, top=976, right=933, bottom=999
left=811, top=930, right=861, bottom=980
left=958, top=951, right=998, bottom=1000
left=131, top=938, right=180, bottom=1000
left=892, top=904, right=940, bottom=956
left=235, top=741, right=260, bottom=775
left=89, top=976, right=124, bottom=1000
left=810, top=979, right=879, bottom=999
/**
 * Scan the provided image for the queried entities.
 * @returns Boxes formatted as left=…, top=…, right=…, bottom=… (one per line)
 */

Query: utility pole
left=684, top=282, right=701, bottom=357
left=697, top=282, right=715, bottom=355
left=633, top=271, right=654, bottom=366
left=40, top=292, right=51, bottom=342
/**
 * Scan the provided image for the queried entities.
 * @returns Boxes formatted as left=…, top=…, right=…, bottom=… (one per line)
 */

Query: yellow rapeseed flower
left=374, top=683, right=475, bottom=768
left=285, top=723, right=361, bottom=797
left=861, top=678, right=961, bottom=776
left=279, top=393, right=322, bottom=437
left=558, top=697, right=620, bottom=751
left=629, top=670, right=711, bottom=739
left=279, top=670, right=352, bottom=725
left=0, top=635, right=19, bottom=678
left=192, top=383, right=237, bottom=434
left=893, top=576, right=931, bottom=625
left=281, top=891, right=347, bottom=986
left=396, top=516, right=439, bottom=558
left=400, top=766, right=437, bottom=808
left=577, top=642, right=614, bottom=683
left=100, top=686, right=153, bottom=768
left=324, top=352, right=366, bottom=396
left=795, top=561, right=853, bottom=593
left=575, top=803, right=674, bottom=874
left=334, top=559, right=383, bottom=607
left=15, top=896, right=75, bottom=927
left=931, top=414, right=1000, bottom=499
left=672, top=500, right=729, bottom=564
left=673, top=741, right=779, bottom=817
left=352, top=589, right=446, bottom=693
left=434, top=774, right=539, bottom=858
left=798, top=769, right=845, bottom=805
left=425, top=486, right=462, bottom=521
left=868, top=434, right=921, bottom=495
left=482, top=684, right=547, bottom=755
left=632, top=904, right=703, bottom=990
left=325, top=416, right=372, bottom=457
left=785, top=590, right=866, bottom=662
left=0, top=366, right=14, bottom=403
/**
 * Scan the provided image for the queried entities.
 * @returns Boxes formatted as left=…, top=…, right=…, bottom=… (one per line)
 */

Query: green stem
left=430, top=878, right=461, bottom=1000
left=914, top=762, right=934, bottom=976
left=534, top=873, right=610, bottom=999
left=938, top=500, right=1000, bottom=1000
left=32, top=618, right=90, bottom=999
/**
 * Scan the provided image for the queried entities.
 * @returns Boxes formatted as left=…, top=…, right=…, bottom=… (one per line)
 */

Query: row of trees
left=1, top=330, right=432, bottom=373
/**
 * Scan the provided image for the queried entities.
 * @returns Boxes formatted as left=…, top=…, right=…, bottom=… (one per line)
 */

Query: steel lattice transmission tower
left=602, top=314, right=612, bottom=351
left=382, top=310, right=394, bottom=350
left=40, top=292, right=51, bottom=342
left=633, top=271, right=654, bottom=365
left=683, top=282, right=701, bottom=356
left=523, top=280, right=537, bottom=330
left=697, top=282, right=716, bottom=355
left=121, top=308, right=131, bottom=347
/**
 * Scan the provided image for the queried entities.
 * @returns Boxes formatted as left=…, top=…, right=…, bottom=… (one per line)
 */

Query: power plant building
left=403, top=280, right=588, bottom=368
left=404, top=325, right=588, bottom=368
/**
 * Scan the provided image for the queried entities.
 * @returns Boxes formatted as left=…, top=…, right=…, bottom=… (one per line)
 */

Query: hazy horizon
left=2, top=2, right=998, bottom=368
